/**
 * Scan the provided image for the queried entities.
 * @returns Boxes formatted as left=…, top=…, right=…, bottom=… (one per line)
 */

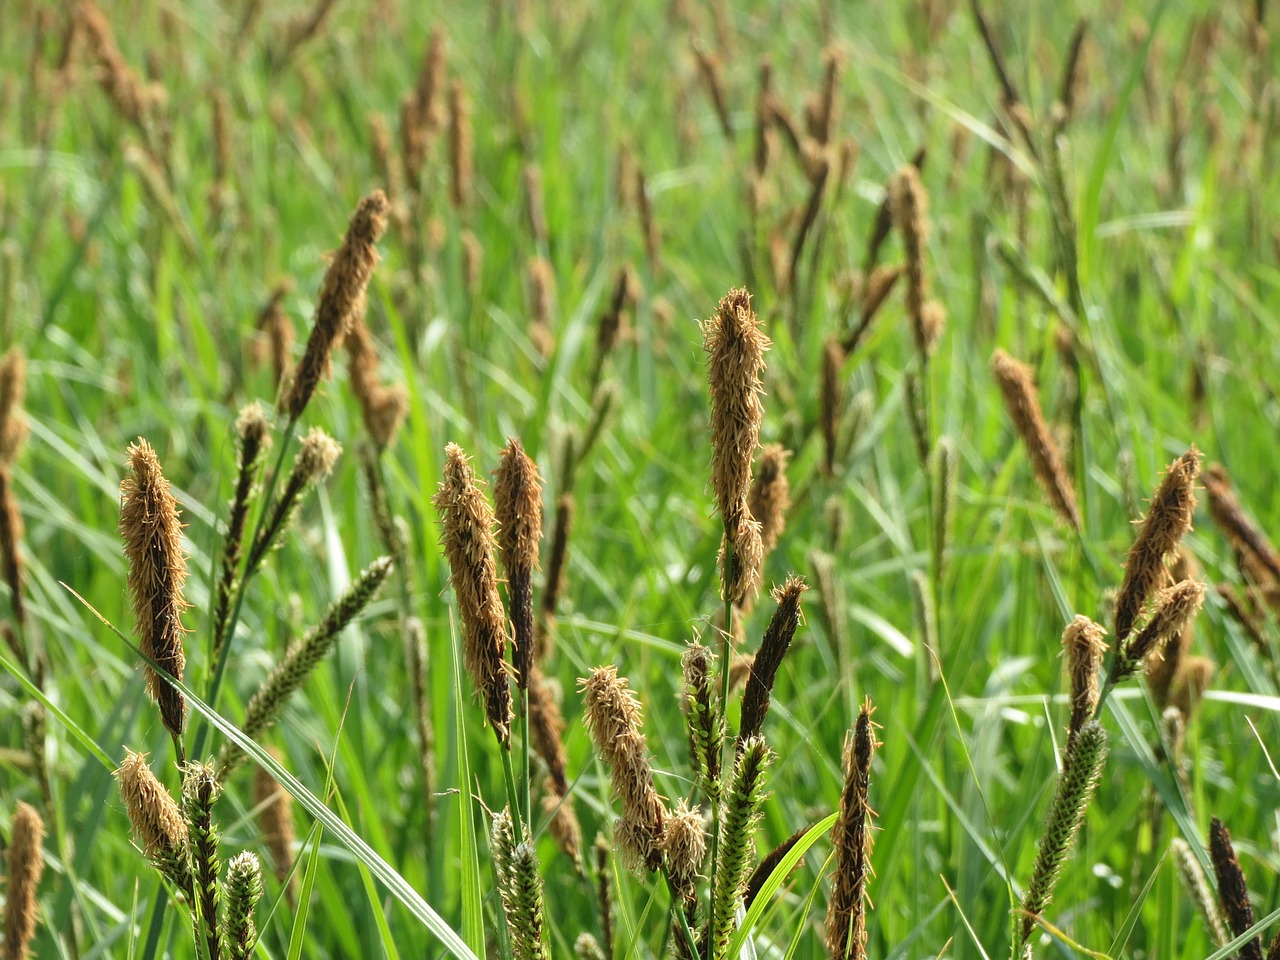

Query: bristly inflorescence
left=826, top=700, right=879, bottom=960
left=120, top=438, right=190, bottom=742
left=739, top=575, right=808, bottom=745
left=222, top=852, right=264, bottom=960
left=709, top=735, right=772, bottom=959
left=681, top=640, right=724, bottom=802
left=3, top=802, right=44, bottom=960
left=115, top=750, right=192, bottom=899
left=434, top=442, right=513, bottom=746
left=703, top=287, right=771, bottom=605
left=494, top=437, right=543, bottom=690
left=1061, top=616, right=1107, bottom=739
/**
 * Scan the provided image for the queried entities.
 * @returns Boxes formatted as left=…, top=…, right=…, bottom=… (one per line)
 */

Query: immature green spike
left=708, top=736, right=771, bottom=959
left=181, top=762, right=224, bottom=960
left=219, top=557, right=393, bottom=774
left=492, top=808, right=550, bottom=960
left=222, top=852, right=264, bottom=960
left=1018, top=721, right=1109, bottom=956
left=682, top=640, right=724, bottom=801
left=1170, top=838, right=1229, bottom=948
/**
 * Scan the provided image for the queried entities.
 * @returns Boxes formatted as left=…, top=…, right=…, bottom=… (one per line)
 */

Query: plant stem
left=500, top=742, right=525, bottom=844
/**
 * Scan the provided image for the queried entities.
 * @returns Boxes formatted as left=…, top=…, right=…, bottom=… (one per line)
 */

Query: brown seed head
left=748, top=444, right=791, bottom=555
left=1061, top=615, right=1107, bottom=738
left=1209, top=818, right=1264, bottom=960
left=253, top=756, right=297, bottom=896
left=1114, top=448, right=1201, bottom=644
left=1203, top=463, right=1280, bottom=587
left=120, top=439, right=188, bottom=740
left=346, top=320, right=408, bottom=450
left=115, top=750, right=188, bottom=861
left=296, top=427, right=341, bottom=481
left=0, top=467, right=25, bottom=631
left=662, top=798, right=707, bottom=896
left=1170, top=656, right=1215, bottom=721
left=281, top=190, right=389, bottom=421
left=991, top=349, right=1080, bottom=530
left=495, top=438, right=543, bottom=689
left=739, top=575, right=808, bottom=744
left=890, top=165, right=934, bottom=357
left=448, top=79, right=472, bottom=210
left=434, top=443, right=513, bottom=746
left=821, top=337, right=843, bottom=476
left=1121, top=579, right=1206, bottom=678
left=528, top=668, right=569, bottom=795
left=0, top=347, right=28, bottom=466
left=3, top=802, right=44, bottom=960
left=826, top=699, right=879, bottom=960
left=253, top=281, right=295, bottom=392
left=541, top=778, right=582, bottom=863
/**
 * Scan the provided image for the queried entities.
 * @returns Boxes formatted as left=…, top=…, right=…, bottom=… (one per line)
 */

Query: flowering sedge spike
left=681, top=640, right=724, bottom=802
left=222, top=852, right=264, bottom=960
left=280, top=191, right=389, bottom=422
left=579, top=666, right=668, bottom=872
left=3, top=802, right=44, bottom=960
left=435, top=444, right=514, bottom=746
left=495, top=438, right=543, bottom=689
left=0, top=467, right=25, bottom=633
left=663, top=799, right=707, bottom=954
left=528, top=667, right=570, bottom=796
left=245, top=426, right=341, bottom=576
left=748, top=444, right=791, bottom=557
left=181, top=762, right=224, bottom=960
left=739, top=576, right=808, bottom=745
left=709, top=736, right=772, bottom=959
left=120, top=439, right=189, bottom=742
left=115, top=750, right=192, bottom=898
left=1061, top=616, right=1106, bottom=738
left=447, top=79, right=472, bottom=211
left=346, top=320, right=409, bottom=451
left=826, top=702, right=879, bottom=960
left=1017, top=721, right=1109, bottom=957
left=252, top=281, right=295, bottom=392
left=0, top=347, right=28, bottom=466
left=1113, top=448, right=1201, bottom=645
left=212, top=404, right=270, bottom=660
left=219, top=557, right=393, bottom=773
left=704, top=287, right=771, bottom=604
left=541, top=776, right=583, bottom=864
left=889, top=165, right=946, bottom=358
left=1171, top=837, right=1230, bottom=948
left=1203, top=464, right=1280, bottom=587
left=1114, top=580, right=1206, bottom=683
left=991, top=349, right=1080, bottom=530
left=537, top=492, right=574, bottom=661
left=1209, top=818, right=1264, bottom=960
left=1146, top=549, right=1198, bottom=706
left=492, top=808, right=552, bottom=960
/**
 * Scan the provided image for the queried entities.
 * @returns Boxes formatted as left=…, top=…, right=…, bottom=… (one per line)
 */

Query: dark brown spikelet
left=281, top=190, right=389, bottom=422
left=435, top=443, right=513, bottom=746
left=212, top=403, right=270, bottom=660
left=448, top=79, right=472, bottom=211
left=0, top=467, right=25, bottom=631
left=826, top=700, right=879, bottom=960
left=579, top=666, right=668, bottom=872
left=739, top=576, right=808, bottom=745
left=537, top=492, right=574, bottom=660
left=1146, top=549, right=1198, bottom=707
left=1062, top=616, right=1107, bottom=738
left=748, top=444, right=791, bottom=556
left=1210, top=818, right=1264, bottom=960
left=3, top=802, right=44, bottom=960
left=1114, top=448, right=1201, bottom=645
left=254, top=758, right=297, bottom=901
left=1203, top=464, right=1280, bottom=587
left=991, top=349, right=1080, bottom=530
left=494, top=439, right=543, bottom=690
left=744, top=823, right=809, bottom=911
left=704, top=287, right=771, bottom=604
left=120, top=439, right=189, bottom=742
left=526, top=257, right=556, bottom=358
left=692, top=43, right=734, bottom=141
left=115, top=750, right=191, bottom=897
left=0, top=347, right=28, bottom=466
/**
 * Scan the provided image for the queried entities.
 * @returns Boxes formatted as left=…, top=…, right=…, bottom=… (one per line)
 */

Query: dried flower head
left=3, top=802, right=44, bottom=960
left=120, top=439, right=189, bottom=741
left=281, top=190, right=389, bottom=421
left=528, top=668, right=569, bottom=795
left=495, top=438, right=543, bottom=690
left=890, top=165, right=937, bottom=358
left=663, top=798, right=707, bottom=915
left=1203, top=464, right=1280, bottom=587
left=1114, top=448, right=1201, bottom=644
left=739, top=575, right=808, bottom=744
left=991, top=349, right=1080, bottom=530
left=748, top=444, right=791, bottom=555
left=0, top=347, right=28, bottom=466
left=579, top=666, right=668, bottom=872
left=347, top=320, right=409, bottom=450
left=448, top=79, right=472, bottom=210
left=435, top=443, right=513, bottom=746
left=254, top=756, right=297, bottom=898
left=1116, top=579, right=1206, bottom=682
left=115, top=750, right=191, bottom=896
left=1062, top=616, right=1107, bottom=738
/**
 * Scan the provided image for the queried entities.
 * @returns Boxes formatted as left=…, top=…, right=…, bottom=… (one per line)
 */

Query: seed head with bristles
left=1113, top=448, right=1201, bottom=644
left=435, top=443, right=513, bottom=746
left=115, top=750, right=191, bottom=896
left=541, top=778, right=583, bottom=864
left=120, top=439, right=189, bottom=741
left=280, top=190, right=389, bottom=422
left=528, top=668, right=569, bottom=796
left=663, top=798, right=707, bottom=917
left=748, top=444, right=791, bottom=556
left=704, top=287, right=771, bottom=604
left=253, top=757, right=297, bottom=899
left=0, top=346, right=28, bottom=466
left=3, top=802, right=44, bottom=960
left=579, top=666, right=668, bottom=872
left=1203, top=464, right=1280, bottom=587
left=346, top=320, right=409, bottom=451
left=740, top=575, right=808, bottom=745
left=991, top=349, right=1080, bottom=530
left=1171, top=837, right=1230, bottom=948
left=1061, top=616, right=1107, bottom=739
left=246, top=427, right=342, bottom=576
left=1209, top=818, right=1264, bottom=960
left=491, top=808, right=551, bottom=960
left=222, top=852, right=264, bottom=960
left=1115, top=579, right=1206, bottom=683
left=710, top=736, right=772, bottom=958
left=826, top=700, right=879, bottom=960
left=889, top=165, right=942, bottom=358
left=181, top=761, right=224, bottom=960
left=495, top=438, right=543, bottom=690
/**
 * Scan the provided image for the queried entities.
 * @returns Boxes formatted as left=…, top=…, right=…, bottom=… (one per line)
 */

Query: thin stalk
left=706, top=539, right=734, bottom=960
left=665, top=871, right=701, bottom=959
left=500, top=744, right=525, bottom=844
left=520, top=686, right=531, bottom=829
left=191, top=417, right=297, bottom=760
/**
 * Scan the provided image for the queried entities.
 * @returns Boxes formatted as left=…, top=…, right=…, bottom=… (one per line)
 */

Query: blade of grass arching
left=726, top=813, right=838, bottom=958
left=1202, top=906, right=1280, bottom=960
left=0, top=648, right=114, bottom=770
left=285, top=821, right=326, bottom=960
left=941, top=875, right=992, bottom=960
left=449, top=610, right=487, bottom=956
left=1078, top=0, right=1169, bottom=274
left=1105, top=849, right=1166, bottom=958
left=779, top=851, right=836, bottom=960
left=63, top=587, right=480, bottom=960
left=334, top=786, right=403, bottom=960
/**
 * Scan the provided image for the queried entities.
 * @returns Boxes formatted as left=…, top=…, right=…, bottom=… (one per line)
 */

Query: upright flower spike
left=739, top=575, right=808, bottom=745
left=704, top=287, right=771, bottom=604
left=1209, top=818, right=1264, bottom=960
left=890, top=165, right=945, bottom=358
left=280, top=190, right=389, bottom=422
left=710, top=736, right=772, bottom=958
left=246, top=426, right=341, bottom=576
left=1113, top=579, right=1206, bottom=683
left=3, top=802, right=44, bottom=960
left=115, top=750, right=192, bottom=898
left=222, top=852, right=264, bottom=960
left=435, top=443, right=513, bottom=746
left=494, top=438, right=543, bottom=690
left=491, top=808, right=552, bottom=960
left=120, top=439, right=189, bottom=742
left=991, top=349, right=1080, bottom=530
left=748, top=443, right=791, bottom=556
left=579, top=666, right=669, bottom=872
left=682, top=640, right=724, bottom=801
left=1061, top=616, right=1107, bottom=739
left=826, top=701, right=879, bottom=960
left=1113, top=448, right=1200, bottom=645
left=181, top=762, right=224, bottom=960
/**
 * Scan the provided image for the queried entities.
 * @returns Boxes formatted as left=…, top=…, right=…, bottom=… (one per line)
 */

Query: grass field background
left=3, top=1, right=1280, bottom=958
